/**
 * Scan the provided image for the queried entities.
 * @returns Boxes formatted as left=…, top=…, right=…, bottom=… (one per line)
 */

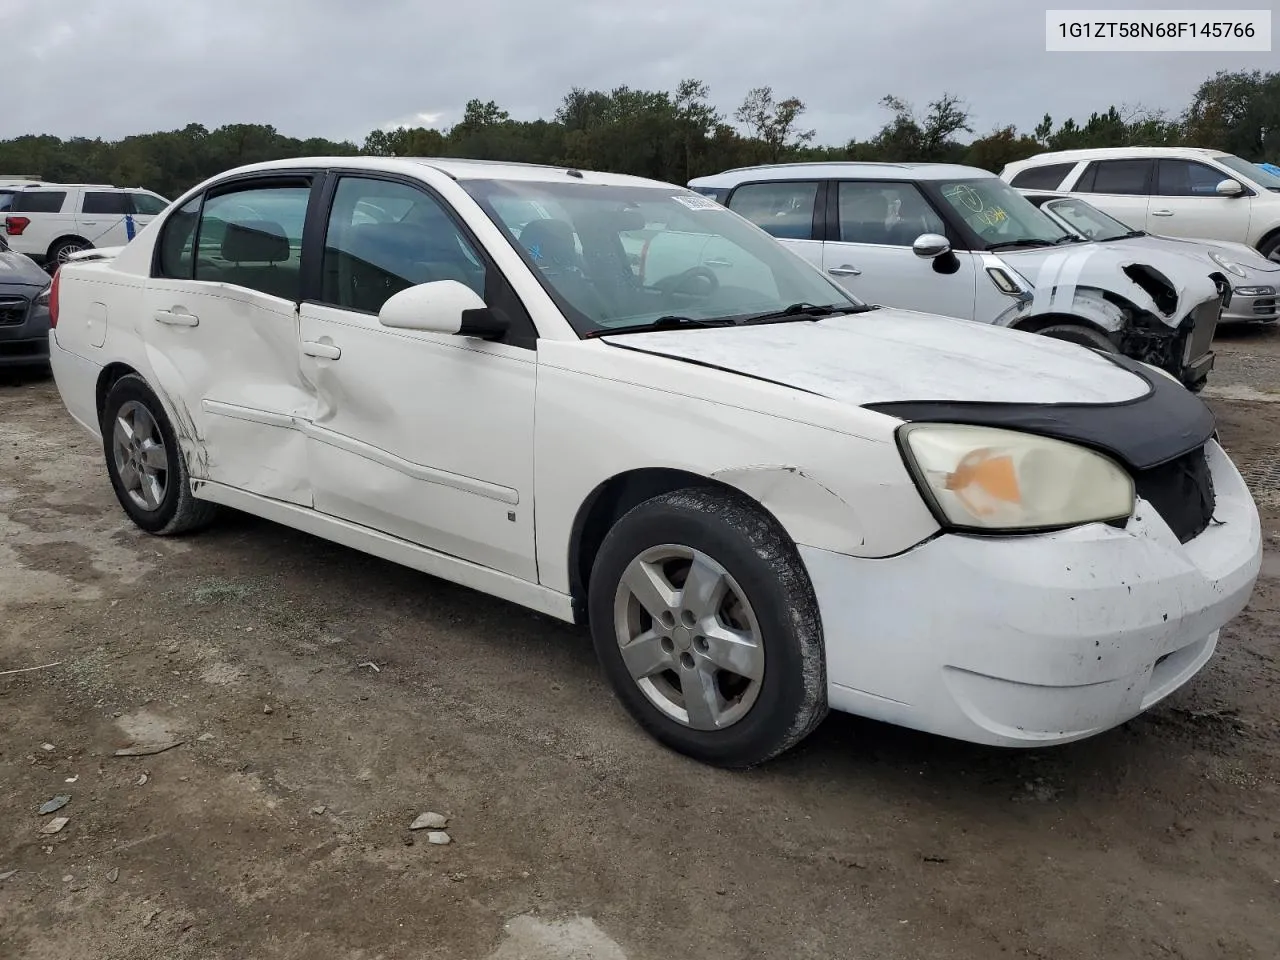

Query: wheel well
left=1011, top=313, right=1115, bottom=341
left=568, top=468, right=736, bottom=616
left=96, top=362, right=139, bottom=422
left=1256, top=226, right=1280, bottom=257
left=47, top=235, right=91, bottom=259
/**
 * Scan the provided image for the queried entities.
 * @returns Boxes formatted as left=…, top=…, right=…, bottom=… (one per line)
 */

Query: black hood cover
left=864, top=353, right=1215, bottom=471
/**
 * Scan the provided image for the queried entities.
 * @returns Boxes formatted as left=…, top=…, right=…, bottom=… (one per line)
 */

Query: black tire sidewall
left=1038, top=323, right=1116, bottom=352
left=588, top=489, right=823, bottom=767
left=101, top=376, right=186, bottom=534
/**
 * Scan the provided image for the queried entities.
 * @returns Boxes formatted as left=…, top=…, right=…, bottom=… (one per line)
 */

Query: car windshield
left=1043, top=197, right=1136, bottom=241
left=1214, top=154, right=1280, bottom=192
left=935, top=177, right=1076, bottom=250
left=461, top=179, right=862, bottom=336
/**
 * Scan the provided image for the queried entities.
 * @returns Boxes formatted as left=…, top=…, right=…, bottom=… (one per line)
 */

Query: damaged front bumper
left=1119, top=292, right=1220, bottom=390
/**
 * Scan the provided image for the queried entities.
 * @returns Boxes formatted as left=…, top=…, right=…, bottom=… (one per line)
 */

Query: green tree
left=733, top=87, right=815, bottom=162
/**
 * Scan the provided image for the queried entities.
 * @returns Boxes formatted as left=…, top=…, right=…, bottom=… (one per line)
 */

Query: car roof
left=689, top=161, right=995, bottom=187
left=213, top=156, right=676, bottom=189
left=1005, top=146, right=1229, bottom=169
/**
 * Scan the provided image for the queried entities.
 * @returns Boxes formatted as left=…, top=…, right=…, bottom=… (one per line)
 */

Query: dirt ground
left=2, top=330, right=1280, bottom=960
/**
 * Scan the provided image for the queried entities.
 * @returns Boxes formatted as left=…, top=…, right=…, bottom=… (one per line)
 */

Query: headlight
left=1209, top=251, right=1247, bottom=278
left=898, top=423, right=1134, bottom=532
left=33, top=283, right=51, bottom=307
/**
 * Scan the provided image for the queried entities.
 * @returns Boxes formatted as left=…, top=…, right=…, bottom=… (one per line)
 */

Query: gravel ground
left=2, top=338, right=1279, bottom=959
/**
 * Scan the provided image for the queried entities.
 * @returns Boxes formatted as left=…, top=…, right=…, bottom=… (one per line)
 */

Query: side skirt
left=191, top=480, right=576, bottom=624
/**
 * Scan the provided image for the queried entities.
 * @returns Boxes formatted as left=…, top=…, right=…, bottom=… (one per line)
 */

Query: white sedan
left=45, top=157, right=1262, bottom=766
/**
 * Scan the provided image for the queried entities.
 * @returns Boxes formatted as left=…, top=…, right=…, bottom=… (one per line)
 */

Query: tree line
left=0, top=69, right=1275, bottom=201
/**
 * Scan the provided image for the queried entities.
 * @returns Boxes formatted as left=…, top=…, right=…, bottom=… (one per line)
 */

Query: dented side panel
left=139, top=280, right=313, bottom=506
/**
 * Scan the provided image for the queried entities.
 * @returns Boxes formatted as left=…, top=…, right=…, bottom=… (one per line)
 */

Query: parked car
left=689, top=162, right=1226, bottom=390
left=0, top=233, right=54, bottom=369
left=1020, top=191, right=1278, bottom=325
left=3, top=183, right=170, bottom=267
left=46, top=157, right=1261, bottom=766
left=999, top=147, right=1280, bottom=261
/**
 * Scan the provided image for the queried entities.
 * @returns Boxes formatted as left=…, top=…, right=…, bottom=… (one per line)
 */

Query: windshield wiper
left=1118, top=230, right=1147, bottom=238
left=739, top=302, right=873, bottom=325
left=985, top=238, right=1056, bottom=251
left=584, top=315, right=738, bottom=338
left=1051, top=235, right=1088, bottom=245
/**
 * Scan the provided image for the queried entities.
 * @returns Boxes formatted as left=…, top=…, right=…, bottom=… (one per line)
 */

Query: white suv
left=3, top=184, right=170, bottom=266
left=1000, top=148, right=1280, bottom=261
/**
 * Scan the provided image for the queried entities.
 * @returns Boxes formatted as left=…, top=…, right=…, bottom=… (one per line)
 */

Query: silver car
left=1023, top=192, right=1278, bottom=326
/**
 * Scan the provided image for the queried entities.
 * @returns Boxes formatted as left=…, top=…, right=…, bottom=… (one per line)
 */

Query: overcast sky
left=5, top=0, right=1274, bottom=146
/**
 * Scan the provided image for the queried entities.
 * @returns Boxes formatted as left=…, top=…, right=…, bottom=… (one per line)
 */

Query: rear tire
left=48, top=238, right=91, bottom=266
left=101, top=374, right=218, bottom=536
left=587, top=487, right=827, bottom=768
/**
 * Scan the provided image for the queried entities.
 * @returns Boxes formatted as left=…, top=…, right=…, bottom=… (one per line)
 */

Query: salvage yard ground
left=3, top=331, right=1280, bottom=960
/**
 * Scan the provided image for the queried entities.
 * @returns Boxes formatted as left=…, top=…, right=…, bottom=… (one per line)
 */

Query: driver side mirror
left=1216, top=178, right=1244, bottom=197
left=912, top=233, right=952, bottom=259
left=378, top=279, right=508, bottom=340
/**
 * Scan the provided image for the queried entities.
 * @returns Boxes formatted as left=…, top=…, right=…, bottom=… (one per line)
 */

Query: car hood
left=995, top=241, right=1222, bottom=322
left=0, top=248, right=50, bottom=287
left=1114, top=234, right=1280, bottom=274
left=602, top=307, right=1149, bottom=406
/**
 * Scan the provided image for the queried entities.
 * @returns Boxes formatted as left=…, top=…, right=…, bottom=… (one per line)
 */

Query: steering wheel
left=658, top=265, right=720, bottom=300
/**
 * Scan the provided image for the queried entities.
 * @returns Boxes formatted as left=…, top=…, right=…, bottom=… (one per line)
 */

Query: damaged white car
left=46, top=158, right=1261, bottom=767
left=689, top=163, right=1227, bottom=390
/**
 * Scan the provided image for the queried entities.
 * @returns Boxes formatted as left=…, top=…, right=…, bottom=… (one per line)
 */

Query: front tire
left=587, top=487, right=827, bottom=768
left=1037, top=322, right=1116, bottom=352
left=101, top=374, right=218, bottom=535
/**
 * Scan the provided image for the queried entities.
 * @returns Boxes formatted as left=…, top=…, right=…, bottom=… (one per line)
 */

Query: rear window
left=726, top=181, right=818, bottom=240
left=10, top=191, right=66, bottom=213
left=1077, top=159, right=1153, bottom=196
left=1009, top=162, right=1075, bottom=190
left=689, top=186, right=729, bottom=205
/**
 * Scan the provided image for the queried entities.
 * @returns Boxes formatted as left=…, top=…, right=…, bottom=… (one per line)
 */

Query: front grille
left=1132, top=447, right=1216, bottom=544
left=0, top=296, right=28, bottom=327
left=1182, top=299, right=1219, bottom=364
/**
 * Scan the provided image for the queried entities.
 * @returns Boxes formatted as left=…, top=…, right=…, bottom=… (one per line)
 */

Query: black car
left=0, top=235, right=53, bottom=369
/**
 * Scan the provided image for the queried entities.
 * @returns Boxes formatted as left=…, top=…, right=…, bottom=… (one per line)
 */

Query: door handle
left=80, top=220, right=98, bottom=226
left=1151, top=209, right=1174, bottom=217
left=302, top=340, right=341, bottom=360
left=153, top=308, right=199, bottom=327
left=705, top=259, right=733, bottom=268
left=828, top=265, right=861, bottom=276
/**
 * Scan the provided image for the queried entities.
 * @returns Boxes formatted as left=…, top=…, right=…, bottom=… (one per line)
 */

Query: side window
left=1078, top=159, right=1153, bottom=196
left=193, top=183, right=310, bottom=301
left=837, top=181, right=946, bottom=246
left=82, top=192, right=130, bottom=215
left=131, top=193, right=168, bottom=215
left=156, top=195, right=201, bottom=279
left=320, top=176, right=487, bottom=314
left=726, top=181, right=818, bottom=240
left=1009, top=163, right=1075, bottom=190
left=10, top=191, right=66, bottom=213
left=1156, top=160, right=1230, bottom=197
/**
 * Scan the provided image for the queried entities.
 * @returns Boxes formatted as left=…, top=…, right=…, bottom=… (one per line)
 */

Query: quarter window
left=10, top=191, right=66, bottom=213
left=319, top=177, right=487, bottom=314
left=726, top=181, right=818, bottom=240
left=837, top=181, right=946, bottom=246
left=1156, top=160, right=1230, bottom=197
left=193, top=183, right=310, bottom=301
left=1078, top=159, right=1153, bottom=196
left=1009, top=163, right=1076, bottom=190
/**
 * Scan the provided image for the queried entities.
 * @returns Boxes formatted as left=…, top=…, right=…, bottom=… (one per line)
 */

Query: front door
left=1148, top=158, right=1252, bottom=243
left=297, top=174, right=539, bottom=581
left=821, top=179, right=978, bottom=320
left=141, top=177, right=317, bottom=505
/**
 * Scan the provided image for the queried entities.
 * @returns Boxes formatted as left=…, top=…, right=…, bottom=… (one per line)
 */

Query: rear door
left=724, top=179, right=824, bottom=270
left=141, top=174, right=319, bottom=505
left=1071, top=159, right=1153, bottom=231
left=78, top=191, right=132, bottom=247
left=1148, top=158, right=1251, bottom=242
left=820, top=179, right=977, bottom=320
